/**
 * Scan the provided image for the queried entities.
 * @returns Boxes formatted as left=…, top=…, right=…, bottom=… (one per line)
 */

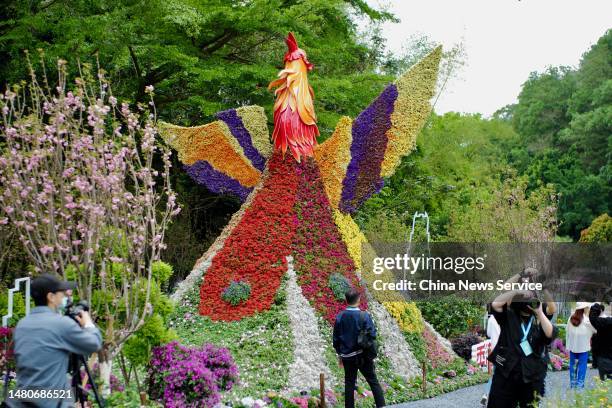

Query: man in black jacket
left=333, top=289, right=385, bottom=408
left=589, top=302, right=612, bottom=380
left=487, top=290, right=557, bottom=408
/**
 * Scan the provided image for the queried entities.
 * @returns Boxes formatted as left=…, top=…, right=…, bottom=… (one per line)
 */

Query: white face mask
left=58, top=295, right=69, bottom=312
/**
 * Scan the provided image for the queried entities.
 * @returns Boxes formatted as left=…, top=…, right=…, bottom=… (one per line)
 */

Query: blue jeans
left=485, top=366, right=495, bottom=394
left=569, top=351, right=588, bottom=388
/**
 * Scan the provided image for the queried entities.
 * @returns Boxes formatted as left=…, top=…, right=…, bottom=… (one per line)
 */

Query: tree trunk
left=98, top=347, right=113, bottom=397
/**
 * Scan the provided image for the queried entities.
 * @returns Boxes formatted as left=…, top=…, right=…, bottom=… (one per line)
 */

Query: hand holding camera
left=74, top=311, right=93, bottom=328
left=65, top=300, right=93, bottom=328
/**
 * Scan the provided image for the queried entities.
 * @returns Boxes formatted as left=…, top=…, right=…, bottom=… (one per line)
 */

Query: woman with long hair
left=566, top=302, right=597, bottom=388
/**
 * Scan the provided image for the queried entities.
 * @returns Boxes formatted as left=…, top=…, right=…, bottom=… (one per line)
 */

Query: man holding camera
left=487, top=290, right=557, bottom=408
left=11, top=274, right=103, bottom=407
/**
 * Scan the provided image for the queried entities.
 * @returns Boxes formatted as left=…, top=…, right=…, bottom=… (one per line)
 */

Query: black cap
left=31, top=273, right=77, bottom=299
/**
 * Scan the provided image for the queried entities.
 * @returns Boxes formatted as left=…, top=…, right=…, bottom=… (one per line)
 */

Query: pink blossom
left=40, top=245, right=54, bottom=255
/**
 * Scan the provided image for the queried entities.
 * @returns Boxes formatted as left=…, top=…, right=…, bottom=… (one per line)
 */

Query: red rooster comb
left=286, top=32, right=299, bottom=53
left=283, top=32, right=313, bottom=71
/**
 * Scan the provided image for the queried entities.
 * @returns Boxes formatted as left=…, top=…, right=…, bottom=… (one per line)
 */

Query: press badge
left=520, top=340, right=533, bottom=356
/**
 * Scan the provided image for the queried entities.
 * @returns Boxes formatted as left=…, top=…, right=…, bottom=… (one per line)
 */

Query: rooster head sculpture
left=267, top=32, right=319, bottom=163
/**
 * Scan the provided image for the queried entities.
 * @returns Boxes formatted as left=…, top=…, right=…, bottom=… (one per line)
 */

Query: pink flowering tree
left=0, top=52, right=180, bottom=394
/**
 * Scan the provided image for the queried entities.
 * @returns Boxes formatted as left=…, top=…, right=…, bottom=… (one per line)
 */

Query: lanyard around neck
left=521, top=316, right=534, bottom=342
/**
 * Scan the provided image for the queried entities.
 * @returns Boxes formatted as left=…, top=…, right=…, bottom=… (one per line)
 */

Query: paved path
left=389, top=369, right=599, bottom=408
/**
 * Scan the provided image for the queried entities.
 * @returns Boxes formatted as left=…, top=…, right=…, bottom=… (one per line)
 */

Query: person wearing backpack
left=332, top=289, right=385, bottom=408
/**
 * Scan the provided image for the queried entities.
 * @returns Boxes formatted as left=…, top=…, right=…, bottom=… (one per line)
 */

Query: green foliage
left=151, top=260, right=173, bottom=286
left=445, top=176, right=558, bottom=242
left=221, top=280, right=251, bottom=306
left=104, top=389, right=162, bottom=408
left=119, top=263, right=177, bottom=368
left=0, top=292, right=29, bottom=326
left=509, top=30, right=611, bottom=238
left=356, top=112, right=519, bottom=241
left=403, top=331, right=427, bottom=364
left=0, top=0, right=394, bottom=137
left=328, top=273, right=351, bottom=301
left=538, top=377, right=612, bottom=407
left=579, top=213, right=612, bottom=242
left=416, top=296, right=484, bottom=338
left=123, top=314, right=178, bottom=367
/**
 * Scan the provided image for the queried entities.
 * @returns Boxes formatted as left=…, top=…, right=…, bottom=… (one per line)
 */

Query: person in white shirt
left=566, top=302, right=597, bottom=388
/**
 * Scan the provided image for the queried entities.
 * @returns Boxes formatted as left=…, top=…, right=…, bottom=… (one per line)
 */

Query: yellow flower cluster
left=313, top=116, right=353, bottom=209
left=332, top=209, right=366, bottom=269
left=236, top=105, right=273, bottom=159
left=380, top=46, right=442, bottom=178
left=383, top=301, right=424, bottom=334
left=157, top=120, right=261, bottom=187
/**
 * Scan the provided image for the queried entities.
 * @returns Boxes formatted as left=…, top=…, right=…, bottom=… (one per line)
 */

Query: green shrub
left=579, top=213, right=612, bottom=242
left=123, top=314, right=178, bottom=367
left=221, top=280, right=251, bottom=306
left=417, top=295, right=484, bottom=338
left=328, top=273, right=351, bottom=301
left=152, top=261, right=173, bottom=286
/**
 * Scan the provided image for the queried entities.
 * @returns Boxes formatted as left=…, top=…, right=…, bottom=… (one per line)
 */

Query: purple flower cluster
left=184, top=161, right=252, bottom=201
left=216, top=109, right=267, bottom=172
left=339, top=84, right=398, bottom=213
left=551, top=338, right=567, bottom=354
left=147, top=341, right=238, bottom=408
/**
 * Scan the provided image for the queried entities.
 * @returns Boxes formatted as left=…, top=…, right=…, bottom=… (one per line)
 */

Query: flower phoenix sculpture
left=159, top=33, right=442, bottom=321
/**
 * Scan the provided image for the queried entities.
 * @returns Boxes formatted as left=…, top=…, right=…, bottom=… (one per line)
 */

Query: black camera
left=529, top=298, right=541, bottom=309
left=64, top=299, right=90, bottom=320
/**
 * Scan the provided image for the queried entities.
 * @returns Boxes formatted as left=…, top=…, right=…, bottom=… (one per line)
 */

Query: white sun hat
left=575, top=302, right=592, bottom=310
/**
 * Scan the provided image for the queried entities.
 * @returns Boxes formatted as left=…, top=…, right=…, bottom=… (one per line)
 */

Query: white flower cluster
left=363, top=290, right=421, bottom=380
left=284, top=255, right=335, bottom=393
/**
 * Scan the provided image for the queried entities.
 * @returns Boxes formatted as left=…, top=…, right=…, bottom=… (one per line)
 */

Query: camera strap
left=520, top=316, right=533, bottom=342
left=519, top=316, right=534, bottom=356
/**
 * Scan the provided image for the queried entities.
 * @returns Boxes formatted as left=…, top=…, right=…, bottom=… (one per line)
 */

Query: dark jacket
left=333, top=307, right=376, bottom=358
left=488, top=304, right=557, bottom=383
left=589, top=306, right=612, bottom=360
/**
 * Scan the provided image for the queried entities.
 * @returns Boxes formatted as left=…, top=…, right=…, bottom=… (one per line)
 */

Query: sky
left=370, top=0, right=611, bottom=116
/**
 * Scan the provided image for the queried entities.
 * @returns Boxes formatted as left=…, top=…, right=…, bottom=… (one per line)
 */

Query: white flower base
left=363, top=289, right=421, bottom=380
left=284, top=255, right=335, bottom=393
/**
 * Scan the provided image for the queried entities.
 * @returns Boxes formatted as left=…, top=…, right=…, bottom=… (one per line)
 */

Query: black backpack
left=357, top=311, right=378, bottom=359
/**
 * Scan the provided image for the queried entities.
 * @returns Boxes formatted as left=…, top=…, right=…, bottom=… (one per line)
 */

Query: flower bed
left=198, top=152, right=299, bottom=320
left=292, top=158, right=367, bottom=324
left=170, top=281, right=293, bottom=402
left=147, top=340, right=238, bottom=407
left=549, top=338, right=569, bottom=371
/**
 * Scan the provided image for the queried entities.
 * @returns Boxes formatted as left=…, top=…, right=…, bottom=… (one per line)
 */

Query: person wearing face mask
left=10, top=274, right=103, bottom=408
left=486, top=290, right=557, bottom=408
